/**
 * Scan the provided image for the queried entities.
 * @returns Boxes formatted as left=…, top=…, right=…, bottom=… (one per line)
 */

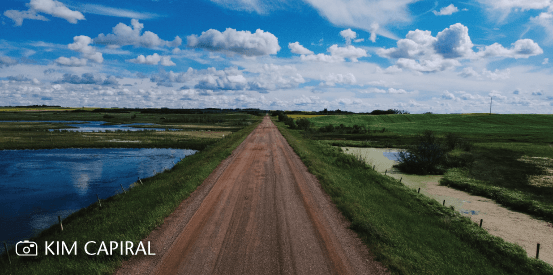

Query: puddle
left=342, top=147, right=553, bottom=266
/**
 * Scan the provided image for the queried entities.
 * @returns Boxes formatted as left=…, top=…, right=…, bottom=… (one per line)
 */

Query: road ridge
left=115, top=116, right=389, bottom=274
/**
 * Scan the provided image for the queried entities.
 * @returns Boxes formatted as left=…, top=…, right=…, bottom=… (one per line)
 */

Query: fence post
left=3, top=241, right=10, bottom=264
left=58, top=216, right=63, bottom=231
left=400, top=177, right=402, bottom=183
left=418, top=188, right=420, bottom=193
left=373, top=165, right=375, bottom=170
left=96, top=194, right=101, bottom=207
left=536, top=243, right=540, bottom=259
left=443, top=200, right=445, bottom=206
left=385, top=169, right=387, bottom=175
left=479, top=219, right=483, bottom=228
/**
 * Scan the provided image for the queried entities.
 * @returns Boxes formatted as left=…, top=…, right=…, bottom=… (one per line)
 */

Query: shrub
left=395, top=130, right=447, bottom=175
left=296, top=118, right=311, bottom=130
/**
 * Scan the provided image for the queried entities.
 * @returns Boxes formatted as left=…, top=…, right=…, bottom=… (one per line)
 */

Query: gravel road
left=115, top=116, right=389, bottom=274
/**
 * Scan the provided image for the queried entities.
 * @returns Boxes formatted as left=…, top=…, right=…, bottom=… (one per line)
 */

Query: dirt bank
left=115, top=117, right=388, bottom=275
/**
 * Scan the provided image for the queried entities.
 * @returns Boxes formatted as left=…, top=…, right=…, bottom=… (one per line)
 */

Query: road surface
left=115, top=116, right=388, bottom=274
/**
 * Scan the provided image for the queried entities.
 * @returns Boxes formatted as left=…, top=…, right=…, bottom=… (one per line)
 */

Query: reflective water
left=0, top=120, right=173, bottom=132
left=0, top=148, right=196, bottom=251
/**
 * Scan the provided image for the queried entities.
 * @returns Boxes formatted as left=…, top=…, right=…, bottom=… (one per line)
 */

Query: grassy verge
left=274, top=118, right=553, bottom=275
left=0, top=117, right=261, bottom=275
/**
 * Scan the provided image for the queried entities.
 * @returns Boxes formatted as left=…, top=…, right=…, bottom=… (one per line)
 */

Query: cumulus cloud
left=377, top=23, right=543, bottom=72
left=288, top=42, right=314, bottom=55
left=457, top=67, right=510, bottom=80
left=340, top=28, right=357, bottom=44
left=442, top=90, right=456, bottom=100
left=60, top=35, right=104, bottom=63
left=0, top=56, right=18, bottom=67
left=433, top=4, right=459, bottom=16
left=361, top=87, right=408, bottom=94
left=54, top=73, right=119, bottom=86
left=127, top=53, right=175, bottom=66
left=187, top=28, right=280, bottom=56
left=94, top=19, right=182, bottom=49
left=375, top=65, right=403, bottom=74
left=54, top=56, right=87, bottom=66
left=247, top=64, right=305, bottom=91
left=4, top=0, right=85, bottom=26
left=320, top=73, right=356, bottom=86
left=543, top=58, right=549, bottom=64
left=477, top=39, right=543, bottom=58
left=301, top=43, right=367, bottom=63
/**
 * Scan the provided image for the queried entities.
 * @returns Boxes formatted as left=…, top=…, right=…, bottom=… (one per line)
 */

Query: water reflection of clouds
left=70, top=160, right=103, bottom=196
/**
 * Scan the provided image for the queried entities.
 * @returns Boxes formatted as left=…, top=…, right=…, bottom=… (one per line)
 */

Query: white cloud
left=207, top=0, right=285, bottom=14
left=442, top=90, right=456, bottom=100
left=433, top=4, right=459, bottom=16
left=3, top=10, right=48, bottom=26
left=301, top=43, right=367, bottom=63
left=193, top=67, right=248, bottom=90
left=320, top=73, right=356, bottom=86
left=477, top=39, right=543, bottom=58
left=375, top=65, right=403, bottom=74
left=4, top=0, right=85, bottom=26
left=361, top=87, right=408, bottom=94
left=530, top=12, right=553, bottom=43
left=127, top=53, right=175, bottom=66
left=55, top=56, right=87, bottom=67
left=477, top=0, right=551, bottom=11
left=302, top=0, right=417, bottom=42
left=543, top=58, right=549, bottom=64
left=377, top=23, right=543, bottom=72
left=187, top=28, right=280, bottom=56
left=94, top=19, right=181, bottom=49
left=327, top=45, right=368, bottom=62
left=288, top=42, right=314, bottom=55
left=482, top=68, right=510, bottom=80
left=340, top=28, right=357, bottom=44
left=458, top=67, right=479, bottom=78
left=0, top=56, right=18, bottom=67
left=489, top=90, right=507, bottom=101
left=354, top=38, right=364, bottom=43
left=81, top=4, right=160, bottom=19
left=54, top=73, right=119, bottom=86
left=67, top=35, right=103, bottom=63
left=247, top=64, right=305, bottom=91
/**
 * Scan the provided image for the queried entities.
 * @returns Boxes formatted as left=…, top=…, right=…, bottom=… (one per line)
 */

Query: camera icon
left=16, top=240, right=38, bottom=256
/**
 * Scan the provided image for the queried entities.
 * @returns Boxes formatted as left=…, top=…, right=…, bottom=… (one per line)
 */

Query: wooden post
left=400, top=177, right=402, bottom=183
left=479, top=219, right=483, bottom=228
left=443, top=200, right=445, bottom=206
left=385, top=169, right=387, bottom=175
left=120, top=184, right=125, bottom=193
left=418, top=188, right=420, bottom=193
left=536, top=243, right=540, bottom=259
left=373, top=165, right=375, bottom=170
left=96, top=194, right=101, bottom=207
left=58, top=216, right=63, bottom=231
left=3, top=241, right=10, bottom=264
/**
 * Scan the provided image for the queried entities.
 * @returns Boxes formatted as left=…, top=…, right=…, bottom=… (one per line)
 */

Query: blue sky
left=1, top=0, right=552, bottom=113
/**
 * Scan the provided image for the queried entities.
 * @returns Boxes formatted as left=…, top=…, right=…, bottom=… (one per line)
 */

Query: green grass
left=308, top=114, right=553, bottom=143
left=0, top=117, right=262, bottom=275
left=274, top=117, right=553, bottom=275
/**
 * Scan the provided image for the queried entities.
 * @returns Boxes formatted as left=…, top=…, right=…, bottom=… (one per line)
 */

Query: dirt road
left=115, top=116, right=388, bottom=275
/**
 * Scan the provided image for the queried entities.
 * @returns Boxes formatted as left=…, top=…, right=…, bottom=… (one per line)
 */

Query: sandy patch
left=343, top=147, right=553, bottom=266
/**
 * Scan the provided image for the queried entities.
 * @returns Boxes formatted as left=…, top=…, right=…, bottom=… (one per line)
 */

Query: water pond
left=0, top=148, right=196, bottom=252
left=0, top=120, right=174, bottom=132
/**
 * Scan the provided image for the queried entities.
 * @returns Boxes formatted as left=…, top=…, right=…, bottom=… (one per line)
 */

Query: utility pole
left=490, top=97, right=492, bottom=115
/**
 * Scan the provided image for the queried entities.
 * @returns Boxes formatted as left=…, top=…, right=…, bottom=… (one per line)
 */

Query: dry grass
left=158, top=130, right=233, bottom=139
left=518, top=156, right=553, bottom=187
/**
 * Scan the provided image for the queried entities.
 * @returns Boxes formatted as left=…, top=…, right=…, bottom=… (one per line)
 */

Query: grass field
left=0, top=111, right=256, bottom=150
left=287, top=114, right=326, bottom=119
left=0, top=117, right=262, bottom=274
left=274, top=117, right=553, bottom=274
